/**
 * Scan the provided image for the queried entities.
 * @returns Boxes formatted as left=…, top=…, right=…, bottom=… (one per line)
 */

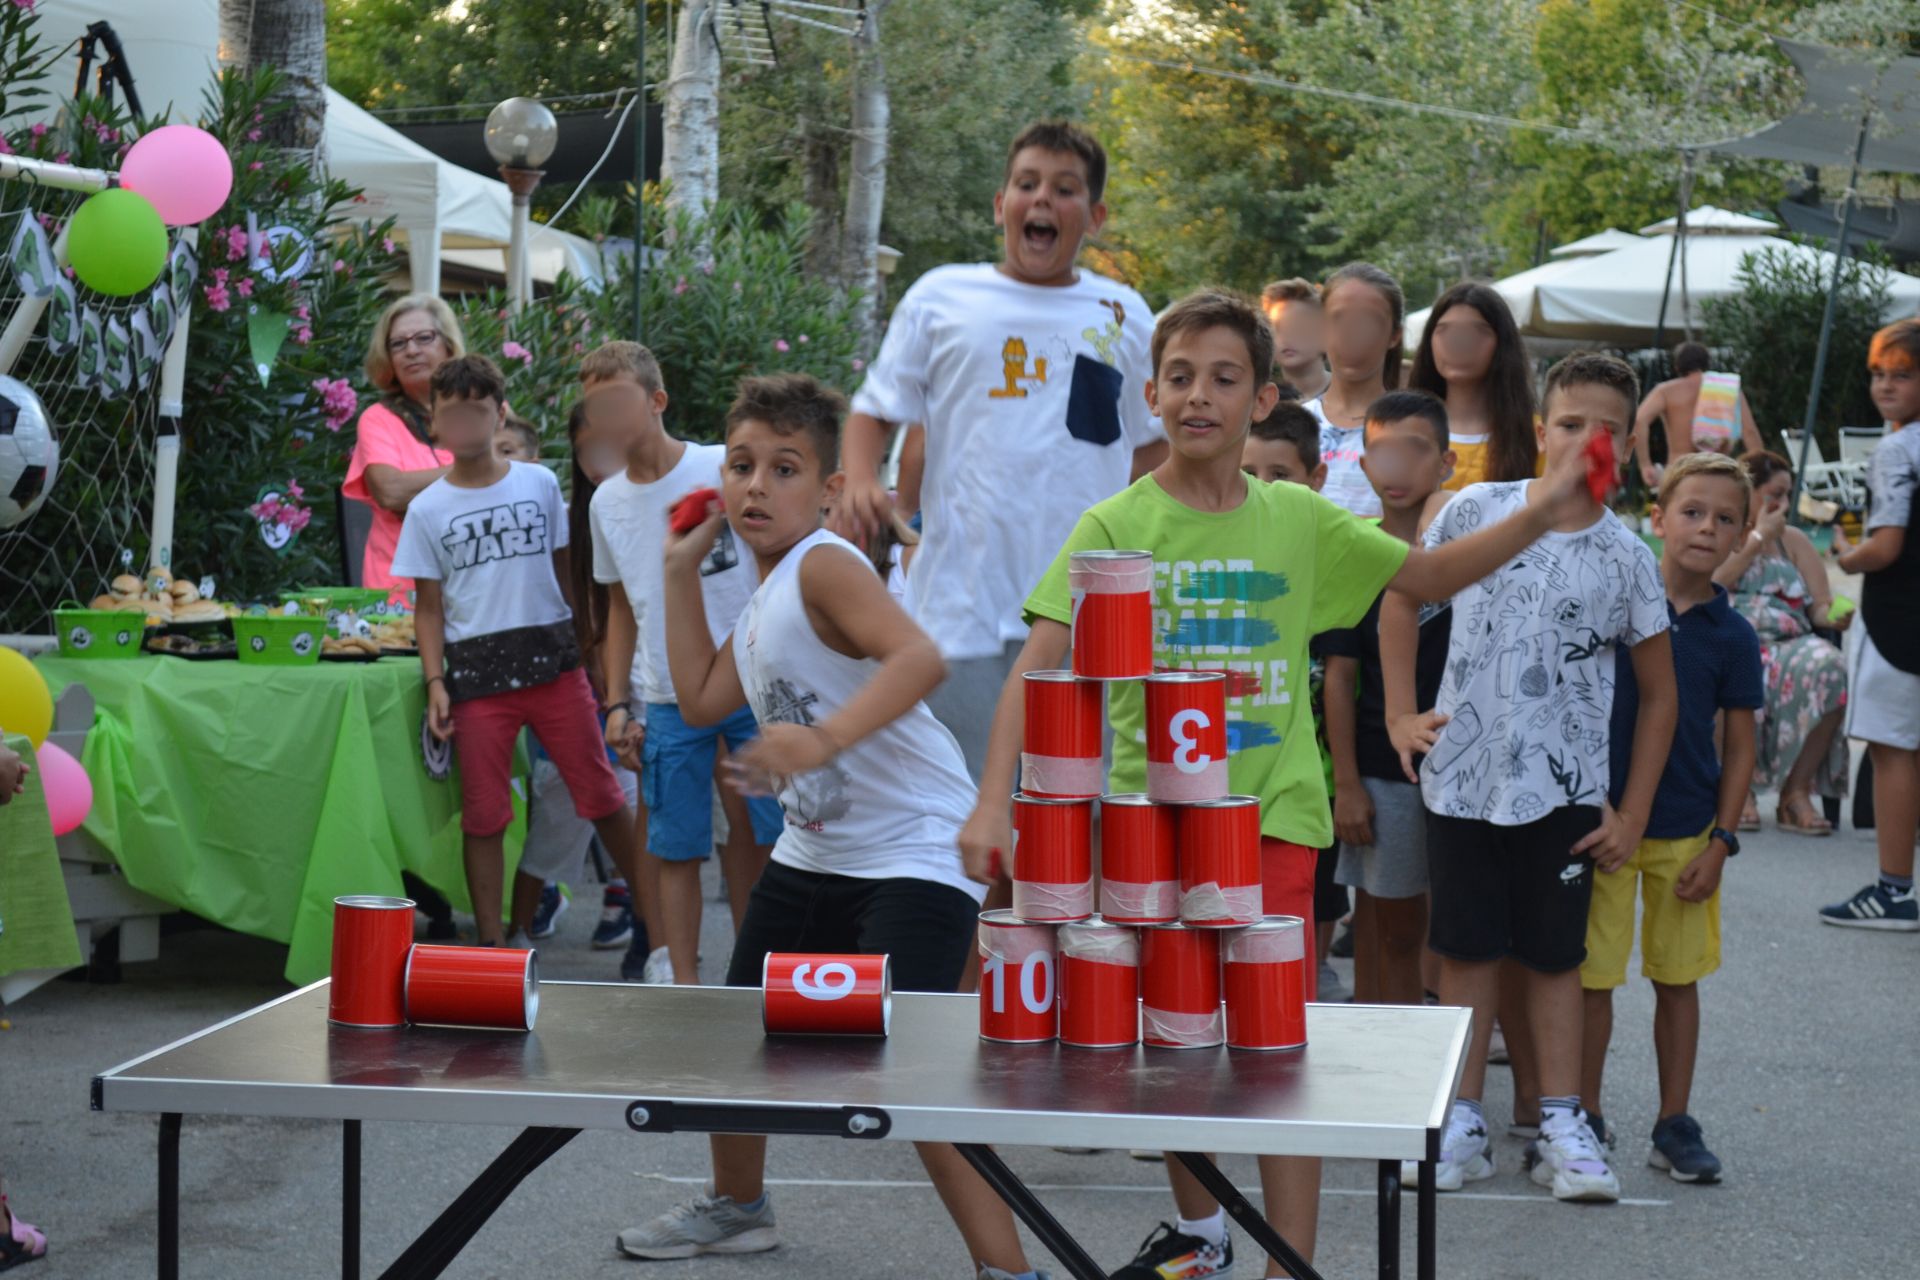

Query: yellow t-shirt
left=1024, top=475, right=1409, bottom=847
left=1443, top=432, right=1546, bottom=491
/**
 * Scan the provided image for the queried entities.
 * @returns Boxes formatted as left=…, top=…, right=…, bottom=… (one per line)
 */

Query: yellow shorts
left=1580, top=828, right=1721, bottom=990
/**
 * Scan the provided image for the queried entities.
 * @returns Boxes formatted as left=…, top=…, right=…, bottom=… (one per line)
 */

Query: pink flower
left=287, top=478, right=305, bottom=500
left=732, top=281, right=743, bottom=294
left=247, top=160, right=262, bottom=171
left=12, top=2, right=36, bottom=14
left=673, top=276, right=689, bottom=296
left=293, top=326, right=313, bottom=345
left=381, top=237, right=395, bottom=254
left=311, top=377, right=358, bottom=431
left=294, top=303, right=309, bottom=320
left=29, top=123, right=46, bottom=138
left=331, top=259, right=347, bottom=273
left=95, top=125, right=117, bottom=144
left=253, top=110, right=264, bottom=124
left=235, top=276, right=254, bottom=298
left=851, top=358, right=865, bottom=371
left=0, top=136, right=11, bottom=156
left=52, top=151, right=68, bottom=164
left=700, top=260, right=714, bottom=275
left=572, top=341, right=584, bottom=354
left=211, top=267, right=229, bottom=285
left=246, top=128, right=263, bottom=142
left=502, top=341, right=533, bottom=365
left=204, top=283, right=231, bottom=312
left=224, top=225, right=248, bottom=262
left=774, top=339, right=790, bottom=353
left=797, top=334, right=809, bottom=344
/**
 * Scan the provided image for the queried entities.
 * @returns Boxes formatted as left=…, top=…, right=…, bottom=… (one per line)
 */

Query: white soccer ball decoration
left=0, top=375, right=58, bottom=529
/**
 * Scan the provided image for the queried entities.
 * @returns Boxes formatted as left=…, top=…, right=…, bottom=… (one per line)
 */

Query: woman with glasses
left=343, top=294, right=467, bottom=601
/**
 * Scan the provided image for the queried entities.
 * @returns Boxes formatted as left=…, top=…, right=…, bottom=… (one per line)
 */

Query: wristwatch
left=1709, top=826, right=1741, bottom=857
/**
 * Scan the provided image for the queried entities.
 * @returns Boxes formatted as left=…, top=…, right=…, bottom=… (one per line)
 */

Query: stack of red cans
left=328, top=895, right=541, bottom=1033
left=977, top=553, right=1306, bottom=1053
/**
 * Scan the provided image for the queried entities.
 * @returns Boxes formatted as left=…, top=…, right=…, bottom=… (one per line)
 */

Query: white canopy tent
left=1403, top=228, right=1651, bottom=352
left=1639, top=207, right=1781, bottom=236
left=30, top=0, right=602, bottom=293
left=1548, top=228, right=1650, bottom=258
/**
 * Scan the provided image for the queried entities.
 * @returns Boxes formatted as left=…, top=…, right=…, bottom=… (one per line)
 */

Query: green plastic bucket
left=53, top=601, right=146, bottom=658
left=233, top=613, right=323, bottom=666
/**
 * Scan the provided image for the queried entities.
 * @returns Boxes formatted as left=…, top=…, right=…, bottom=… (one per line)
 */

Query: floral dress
left=1730, top=546, right=1849, bottom=797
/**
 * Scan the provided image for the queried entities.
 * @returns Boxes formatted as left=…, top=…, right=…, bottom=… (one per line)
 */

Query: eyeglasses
left=387, top=330, right=443, bottom=355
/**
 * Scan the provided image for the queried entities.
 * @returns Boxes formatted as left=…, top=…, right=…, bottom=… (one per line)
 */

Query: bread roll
left=111, top=574, right=144, bottom=596
left=170, top=581, right=200, bottom=604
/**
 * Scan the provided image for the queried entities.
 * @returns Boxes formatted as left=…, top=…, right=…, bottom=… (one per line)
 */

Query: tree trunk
left=661, top=0, right=720, bottom=219
left=217, top=0, right=327, bottom=156
left=838, top=1, right=892, bottom=351
left=802, top=125, right=843, bottom=281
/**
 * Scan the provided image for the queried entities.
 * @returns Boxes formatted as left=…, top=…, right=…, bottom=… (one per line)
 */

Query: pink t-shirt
left=342, top=401, right=450, bottom=600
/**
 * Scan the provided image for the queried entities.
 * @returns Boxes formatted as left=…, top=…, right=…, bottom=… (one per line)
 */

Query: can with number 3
left=976, top=909, right=1058, bottom=1042
left=1145, top=671, right=1228, bottom=803
left=762, top=953, right=892, bottom=1036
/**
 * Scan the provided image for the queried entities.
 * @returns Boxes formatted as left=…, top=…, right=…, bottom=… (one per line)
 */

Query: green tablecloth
left=34, top=655, right=522, bottom=985
left=0, top=733, right=83, bottom=982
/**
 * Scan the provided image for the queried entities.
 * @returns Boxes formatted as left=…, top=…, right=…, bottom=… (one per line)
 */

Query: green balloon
left=68, top=188, right=169, bottom=297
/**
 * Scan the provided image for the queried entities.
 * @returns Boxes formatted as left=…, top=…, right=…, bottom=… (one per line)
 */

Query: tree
left=839, top=0, right=894, bottom=349
left=662, top=0, right=721, bottom=216
left=218, top=0, right=327, bottom=152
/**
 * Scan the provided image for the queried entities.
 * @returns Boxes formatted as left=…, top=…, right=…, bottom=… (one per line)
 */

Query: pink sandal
left=0, top=1193, right=47, bottom=1272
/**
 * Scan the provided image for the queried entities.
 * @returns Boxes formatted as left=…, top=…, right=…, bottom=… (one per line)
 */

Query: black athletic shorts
left=1425, top=806, right=1600, bottom=973
left=724, top=859, right=981, bottom=994
left=1314, top=844, right=1349, bottom=923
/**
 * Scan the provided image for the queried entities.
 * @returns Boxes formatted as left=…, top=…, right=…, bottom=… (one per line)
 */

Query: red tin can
left=761, top=953, right=892, bottom=1036
left=1021, top=670, right=1106, bottom=799
left=1057, top=918, right=1140, bottom=1048
left=404, top=943, right=540, bottom=1031
left=328, top=894, right=416, bottom=1028
left=1224, top=916, right=1309, bottom=1051
left=1140, top=923, right=1223, bottom=1048
left=1012, top=792, right=1094, bottom=922
left=1070, top=550, right=1153, bottom=680
left=1098, top=793, right=1178, bottom=925
left=1177, top=795, right=1264, bottom=928
left=1144, top=671, right=1229, bottom=803
left=977, top=909, right=1058, bottom=1042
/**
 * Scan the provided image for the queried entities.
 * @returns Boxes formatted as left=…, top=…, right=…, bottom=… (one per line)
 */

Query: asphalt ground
left=4, top=793, right=1918, bottom=1280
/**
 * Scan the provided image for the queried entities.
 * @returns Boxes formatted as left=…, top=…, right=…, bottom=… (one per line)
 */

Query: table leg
left=1417, top=1159, right=1436, bottom=1280
left=343, top=1120, right=362, bottom=1280
left=1170, top=1153, right=1326, bottom=1280
left=953, top=1143, right=1106, bottom=1280
left=376, top=1126, right=577, bottom=1280
left=158, top=1112, right=180, bottom=1280
left=1376, top=1160, right=1401, bottom=1280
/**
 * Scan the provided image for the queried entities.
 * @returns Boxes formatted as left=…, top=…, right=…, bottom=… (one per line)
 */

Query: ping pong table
left=93, top=981, right=1467, bottom=1280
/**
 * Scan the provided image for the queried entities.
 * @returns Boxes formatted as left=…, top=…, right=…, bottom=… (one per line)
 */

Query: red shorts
left=1260, top=837, right=1318, bottom=1000
left=451, top=667, right=628, bottom=837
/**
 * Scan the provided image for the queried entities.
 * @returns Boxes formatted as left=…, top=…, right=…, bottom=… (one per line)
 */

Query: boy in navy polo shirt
left=1578, top=453, right=1761, bottom=1186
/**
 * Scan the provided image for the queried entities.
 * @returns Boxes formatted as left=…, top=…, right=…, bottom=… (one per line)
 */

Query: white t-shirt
left=589, top=441, right=757, bottom=705
left=1305, top=396, right=1380, bottom=517
left=391, top=461, right=571, bottom=644
left=390, top=461, right=580, bottom=700
left=852, top=264, right=1162, bottom=660
left=733, top=530, right=984, bottom=900
left=1419, top=481, right=1668, bottom=825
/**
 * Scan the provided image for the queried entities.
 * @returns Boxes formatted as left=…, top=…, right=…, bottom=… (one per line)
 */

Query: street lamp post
left=483, top=97, right=559, bottom=316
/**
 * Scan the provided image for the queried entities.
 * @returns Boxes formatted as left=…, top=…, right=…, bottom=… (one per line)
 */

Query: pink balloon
left=37, top=741, right=93, bottom=837
left=119, top=125, right=233, bottom=227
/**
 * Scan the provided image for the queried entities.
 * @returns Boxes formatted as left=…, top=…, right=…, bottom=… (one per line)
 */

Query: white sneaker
left=1402, top=1103, right=1494, bottom=1191
left=616, top=1191, right=778, bottom=1259
left=642, top=945, right=675, bottom=985
left=1529, top=1110, right=1621, bottom=1202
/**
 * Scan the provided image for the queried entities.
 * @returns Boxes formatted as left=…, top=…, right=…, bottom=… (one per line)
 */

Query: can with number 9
left=977, top=909, right=1058, bottom=1042
left=762, top=953, right=892, bottom=1036
left=1145, top=671, right=1228, bottom=803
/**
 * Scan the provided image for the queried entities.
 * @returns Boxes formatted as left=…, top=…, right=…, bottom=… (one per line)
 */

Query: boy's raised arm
left=956, top=620, right=1072, bottom=884
left=1388, top=447, right=1588, bottom=602
left=661, top=506, right=746, bottom=727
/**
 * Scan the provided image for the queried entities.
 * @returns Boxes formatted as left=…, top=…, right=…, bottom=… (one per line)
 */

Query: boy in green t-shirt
left=958, top=288, right=1591, bottom=1279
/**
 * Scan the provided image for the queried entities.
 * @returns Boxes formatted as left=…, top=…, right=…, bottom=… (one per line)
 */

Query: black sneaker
left=1649, top=1113, right=1721, bottom=1184
left=1111, top=1222, right=1232, bottom=1279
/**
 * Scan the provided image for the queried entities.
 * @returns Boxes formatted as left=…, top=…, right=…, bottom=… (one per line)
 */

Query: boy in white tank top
left=615, top=373, right=1041, bottom=1280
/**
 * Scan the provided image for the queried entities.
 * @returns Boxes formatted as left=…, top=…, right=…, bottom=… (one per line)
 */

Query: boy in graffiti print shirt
left=394, top=355, right=640, bottom=947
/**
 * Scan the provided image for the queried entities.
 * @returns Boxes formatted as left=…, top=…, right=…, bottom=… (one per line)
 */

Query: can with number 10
left=977, top=909, right=1058, bottom=1042
left=762, top=953, right=892, bottom=1036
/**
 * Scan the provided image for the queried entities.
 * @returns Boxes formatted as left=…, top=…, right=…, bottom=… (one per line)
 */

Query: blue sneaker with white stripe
left=529, top=883, right=568, bottom=939
left=1818, top=881, right=1919, bottom=931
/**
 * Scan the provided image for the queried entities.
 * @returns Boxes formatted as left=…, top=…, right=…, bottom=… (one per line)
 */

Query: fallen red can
left=1012, top=792, right=1094, bottom=922
left=405, top=943, right=540, bottom=1031
left=977, top=909, right=1057, bottom=1042
left=1140, top=923, right=1223, bottom=1048
left=329, top=894, right=416, bottom=1028
left=1144, top=671, right=1228, bottom=803
left=1098, top=793, right=1178, bottom=925
left=762, top=953, right=892, bottom=1036
left=1057, top=918, right=1140, bottom=1048
left=1177, top=795, right=1264, bottom=928
left=1223, top=916, right=1309, bottom=1051
left=1069, top=550, right=1153, bottom=680
left=1021, top=670, right=1106, bottom=799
